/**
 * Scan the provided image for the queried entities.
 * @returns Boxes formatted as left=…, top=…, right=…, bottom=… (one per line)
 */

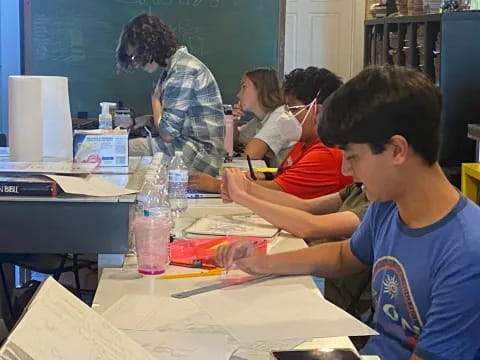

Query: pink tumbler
left=133, top=216, right=170, bottom=275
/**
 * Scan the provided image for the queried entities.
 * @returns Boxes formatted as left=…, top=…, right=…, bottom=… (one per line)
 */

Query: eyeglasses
left=129, top=54, right=143, bottom=67
left=287, top=104, right=311, bottom=117
left=127, top=53, right=152, bottom=68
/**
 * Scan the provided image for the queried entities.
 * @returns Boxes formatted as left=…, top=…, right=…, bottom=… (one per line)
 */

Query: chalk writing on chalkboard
left=171, top=20, right=207, bottom=56
left=26, top=0, right=281, bottom=116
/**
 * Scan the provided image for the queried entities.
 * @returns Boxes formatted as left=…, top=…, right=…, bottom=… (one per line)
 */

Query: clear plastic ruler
left=171, top=274, right=276, bottom=299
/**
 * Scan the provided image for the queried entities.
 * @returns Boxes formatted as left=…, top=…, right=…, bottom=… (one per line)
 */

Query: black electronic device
left=271, top=348, right=361, bottom=360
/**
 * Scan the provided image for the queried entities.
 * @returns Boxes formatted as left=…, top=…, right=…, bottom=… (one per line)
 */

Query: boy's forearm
left=262, top=240, right=360, bottom=278
left=248, top=181, right=311, bottom=211
left=234, top=193, right=313, bottom=237
left=234, top=193, right=356, bottom=239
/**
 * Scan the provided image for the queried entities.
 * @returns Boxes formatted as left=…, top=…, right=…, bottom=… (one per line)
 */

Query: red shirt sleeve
left=274, top=142, right=352, bottom=199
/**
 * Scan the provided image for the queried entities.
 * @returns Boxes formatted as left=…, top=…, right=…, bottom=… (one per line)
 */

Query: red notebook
left=170, top=236, right=267, bottom=269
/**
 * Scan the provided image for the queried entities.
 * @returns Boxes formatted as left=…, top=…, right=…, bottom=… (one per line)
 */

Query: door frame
left=284, top=0, right=366, bottom=79
left=352, top=0, right=367, bottom=77
left=278, top=0, right=287, bottom=75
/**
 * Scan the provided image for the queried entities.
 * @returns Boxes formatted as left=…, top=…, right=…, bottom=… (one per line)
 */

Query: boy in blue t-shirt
left=216, top=65, right=480, bottom=360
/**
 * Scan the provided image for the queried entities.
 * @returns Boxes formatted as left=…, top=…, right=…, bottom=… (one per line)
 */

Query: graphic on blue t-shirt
left=371, top=256, right=423, bottom=351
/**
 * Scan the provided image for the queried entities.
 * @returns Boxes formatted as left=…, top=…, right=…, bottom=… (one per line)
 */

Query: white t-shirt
left=238, top=105, right=297, bottom=167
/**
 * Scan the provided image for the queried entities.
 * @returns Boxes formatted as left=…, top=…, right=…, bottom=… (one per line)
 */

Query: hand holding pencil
left=221, top=168, right=252, bottom=203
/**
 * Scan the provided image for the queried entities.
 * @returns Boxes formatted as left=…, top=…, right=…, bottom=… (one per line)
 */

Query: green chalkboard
left=23, top=0, right=284, bottom=118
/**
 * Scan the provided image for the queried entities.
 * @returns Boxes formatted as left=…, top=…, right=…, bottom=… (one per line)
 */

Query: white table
left=0, top=157, right=152, bottom=270
left=94, top=198, right=379, bottom=359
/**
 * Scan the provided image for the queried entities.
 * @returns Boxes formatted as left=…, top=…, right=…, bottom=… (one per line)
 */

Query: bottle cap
left=223, top=104, right=233, bottom=115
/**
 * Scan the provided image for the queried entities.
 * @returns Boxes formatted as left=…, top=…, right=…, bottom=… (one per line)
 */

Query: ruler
left=171, top=274, right=276, bottom=299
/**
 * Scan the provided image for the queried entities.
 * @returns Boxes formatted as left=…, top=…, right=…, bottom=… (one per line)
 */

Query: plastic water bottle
left=142, top=180, right=171, bottom=223
left=168, top=151, right=188, bottom=216
left=143, top=184, right=162, bottom=217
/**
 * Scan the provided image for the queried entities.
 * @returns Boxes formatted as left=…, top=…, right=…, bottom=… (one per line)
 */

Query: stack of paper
left=185, top=214, right=279, bottom=238
left=0, top=277, right=154, bottom=360
left=1, top=276, right=377, bottom=359
left=101, top=276, right=377, bottom=359
left=0, top=161, right=96, bottom=174
left=46, top=174, right=138, bottom=197
left=0, top=161, right=138, bottom=197
left=101, top=294, right=238, bottom=360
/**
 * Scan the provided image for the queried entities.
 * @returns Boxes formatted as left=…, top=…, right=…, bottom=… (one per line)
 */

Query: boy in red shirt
left=271, top=67, right=352, bottom=198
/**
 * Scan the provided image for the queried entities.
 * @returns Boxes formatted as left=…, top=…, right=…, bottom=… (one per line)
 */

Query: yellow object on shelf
left=159, top=268, right=225, bottom=280
left=461, top=163, right=480, bottom=204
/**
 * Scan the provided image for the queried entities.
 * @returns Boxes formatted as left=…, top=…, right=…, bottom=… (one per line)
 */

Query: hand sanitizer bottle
left=99, top=102, right=113, bottom=129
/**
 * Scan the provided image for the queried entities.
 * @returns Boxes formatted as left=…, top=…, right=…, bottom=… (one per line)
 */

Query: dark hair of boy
left=283, top=67, right=343, bottom=105
left=116, top=13, right=179, bottom=71
left=318, top=65, right=442, bottom=165
left=244, top=67, right=284, bottom=112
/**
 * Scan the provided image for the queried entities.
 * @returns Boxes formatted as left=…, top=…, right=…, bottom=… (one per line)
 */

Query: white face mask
left=281, top=96, right=318, bottom=143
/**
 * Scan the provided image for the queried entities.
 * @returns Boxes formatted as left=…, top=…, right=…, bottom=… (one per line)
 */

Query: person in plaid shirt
left=116, top=14, right=225, bottom=176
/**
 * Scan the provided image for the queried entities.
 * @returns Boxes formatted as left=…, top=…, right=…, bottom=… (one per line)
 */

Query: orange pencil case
left=169, top=236, right=267, bottom=269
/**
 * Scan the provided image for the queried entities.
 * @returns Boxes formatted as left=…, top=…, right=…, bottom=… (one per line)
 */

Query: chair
left=0, top=254, right=96, bottom=329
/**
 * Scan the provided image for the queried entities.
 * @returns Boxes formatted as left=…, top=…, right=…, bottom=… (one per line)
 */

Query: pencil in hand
left=246, top=155, right=257, bottom=180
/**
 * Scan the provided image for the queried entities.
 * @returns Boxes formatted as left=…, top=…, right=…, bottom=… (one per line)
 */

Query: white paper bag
left=8, top=76, right=73, bottom=162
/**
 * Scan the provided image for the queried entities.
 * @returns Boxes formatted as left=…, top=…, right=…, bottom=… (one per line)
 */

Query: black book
left=0, top=176, right=59, bottom=197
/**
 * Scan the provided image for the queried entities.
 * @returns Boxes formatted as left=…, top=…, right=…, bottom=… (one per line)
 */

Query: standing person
left=116, top=13, right=225, bottom=176
left=217, top=66, right=480, bottom=360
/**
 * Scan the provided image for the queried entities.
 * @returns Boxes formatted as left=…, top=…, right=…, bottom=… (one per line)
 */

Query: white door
left=284, top=0, right=365, bottom=80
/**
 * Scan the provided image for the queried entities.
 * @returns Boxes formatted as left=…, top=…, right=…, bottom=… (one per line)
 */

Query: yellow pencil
left=159, top=268, right=225, bottom=280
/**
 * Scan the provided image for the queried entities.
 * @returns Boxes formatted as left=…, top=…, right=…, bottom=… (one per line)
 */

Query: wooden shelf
left=364, top=11, right=480, bottom=171
left=365, top=13, right=442, bottom=25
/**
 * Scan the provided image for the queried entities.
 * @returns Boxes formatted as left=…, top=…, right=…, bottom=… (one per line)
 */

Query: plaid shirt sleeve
left=158, top=70, right=196, bottom=138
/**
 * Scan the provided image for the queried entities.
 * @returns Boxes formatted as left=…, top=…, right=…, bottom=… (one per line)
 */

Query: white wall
left=0, top=0, right=21, bottom=138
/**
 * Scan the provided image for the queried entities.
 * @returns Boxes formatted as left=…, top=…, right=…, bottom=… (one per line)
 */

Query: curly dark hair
left=283, top=67, right=343, bottom=105
left=116, top=14, right=179, bottom=71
